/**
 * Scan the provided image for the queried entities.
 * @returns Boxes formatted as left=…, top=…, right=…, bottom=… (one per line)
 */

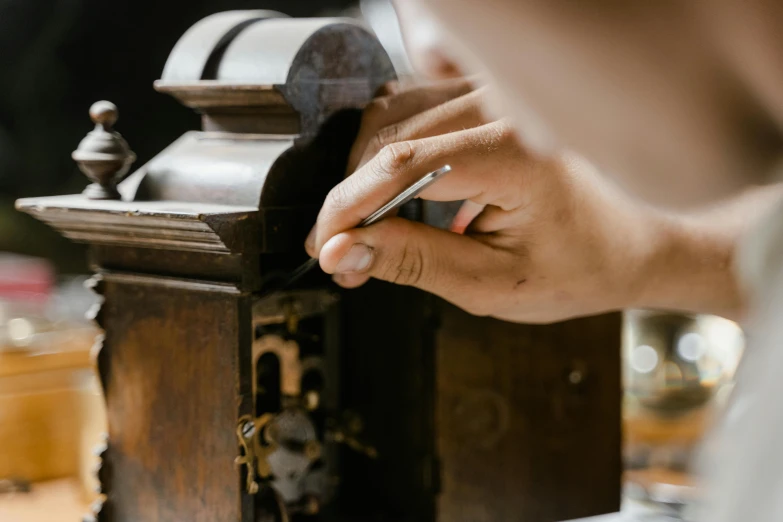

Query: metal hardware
left=327, top=410, right=378, bottom=459
left=303, top=390, right=320, bottom=411
left=235, top=413, right=278, bottom=495
left=235, top=415, right=260, bottom=494
left=254, top=335, right=302, bottom=397
left=253, top=289, right=339, bottom=326
left=234, top=415, right=258, bottom=495
left=282, top=300, right=299, bottom=335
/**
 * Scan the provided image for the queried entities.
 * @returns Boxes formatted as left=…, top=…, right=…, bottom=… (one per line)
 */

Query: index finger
left=306, top=121, right=524, bottom=256
left=347, top=78, right=475, bottom=174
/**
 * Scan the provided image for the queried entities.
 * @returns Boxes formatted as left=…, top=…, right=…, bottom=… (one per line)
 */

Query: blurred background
left=621, top=311, right=744, bottom=520
left=0, top=1, right=747, bottom=521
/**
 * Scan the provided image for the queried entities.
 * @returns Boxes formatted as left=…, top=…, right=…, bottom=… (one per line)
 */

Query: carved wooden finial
left=72, top=100, right=136, bottom=200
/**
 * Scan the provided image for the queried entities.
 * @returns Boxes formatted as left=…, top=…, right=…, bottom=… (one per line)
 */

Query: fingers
left=373, top=80, right=405, bottom=97
left=332, top=272, right=371, bottom=288
left=347, top=78, right=476, bottom=174
left=318, top=218, right=518, bottom=316
left=355, top=88, right=488, bottom=171
left=450, top=200, right=486, bottom=233
left=307, top=120, right=526, bottom=256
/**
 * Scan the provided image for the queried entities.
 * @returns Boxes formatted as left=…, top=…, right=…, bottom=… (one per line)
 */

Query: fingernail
left=305, top=226, right=317, bottom=255
left=335, top=244, right=373, bottom=274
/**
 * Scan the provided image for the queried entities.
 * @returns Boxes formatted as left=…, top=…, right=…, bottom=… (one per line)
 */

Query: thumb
left=318, top=217, right=517, bottom=315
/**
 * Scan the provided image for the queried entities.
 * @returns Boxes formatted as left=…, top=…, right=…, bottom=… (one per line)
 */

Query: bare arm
left=307, top=83, right=782, bottom=323
left=632, top=185, right=783, bottom=320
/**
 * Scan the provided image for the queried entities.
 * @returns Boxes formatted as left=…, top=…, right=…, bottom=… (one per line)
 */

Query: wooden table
left=0, top=478, right=90, bottom=522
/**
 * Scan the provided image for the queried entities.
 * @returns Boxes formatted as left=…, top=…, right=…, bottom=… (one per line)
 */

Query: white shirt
left=698, top=200, right=783, bottom=522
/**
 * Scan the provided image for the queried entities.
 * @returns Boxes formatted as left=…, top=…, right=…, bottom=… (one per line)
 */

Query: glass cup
left=622, top=310, right=744, bottom=519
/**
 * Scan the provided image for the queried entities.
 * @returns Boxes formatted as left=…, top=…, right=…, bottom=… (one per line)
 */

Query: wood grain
left=436, top=305, right=622, bottom=522
left=100, top=275, right=252, bottom=522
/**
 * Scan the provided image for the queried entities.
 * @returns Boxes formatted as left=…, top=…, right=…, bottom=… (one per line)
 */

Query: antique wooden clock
left=16, top=11, right=621, bottom=522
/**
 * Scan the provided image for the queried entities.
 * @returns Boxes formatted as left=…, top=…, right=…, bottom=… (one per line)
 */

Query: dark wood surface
left=100, top=273, right=253, bottom=522
left=336, top=281, right=438, bottom=521
left=437, top=305, right=622, bottom=522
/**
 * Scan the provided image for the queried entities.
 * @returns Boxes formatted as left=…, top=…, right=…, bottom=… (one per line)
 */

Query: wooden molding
left=16, top=196, right=256, bottom=254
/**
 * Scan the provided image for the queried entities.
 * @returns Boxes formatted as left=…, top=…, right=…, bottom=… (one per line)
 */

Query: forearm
left=630, top=185, right=783, bottom=320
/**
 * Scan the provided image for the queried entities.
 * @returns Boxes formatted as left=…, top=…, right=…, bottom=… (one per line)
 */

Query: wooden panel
left=437, top=305, right=622, bottom=522
left=337, top=281, right=438, bottom=521
left=101, top=275, right=252, bottom=522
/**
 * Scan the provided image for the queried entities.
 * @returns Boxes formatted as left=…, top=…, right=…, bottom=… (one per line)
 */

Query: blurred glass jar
left=624, top=311, right=744, bottom=414
left=622, top=310, right=744, bottom=512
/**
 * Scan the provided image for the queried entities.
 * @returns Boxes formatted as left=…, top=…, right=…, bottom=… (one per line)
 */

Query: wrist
left=627, top=210, right=745, bottom=320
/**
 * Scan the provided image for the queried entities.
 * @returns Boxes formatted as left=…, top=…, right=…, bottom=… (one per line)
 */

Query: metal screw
left=241, top=421, right=255, bottom=439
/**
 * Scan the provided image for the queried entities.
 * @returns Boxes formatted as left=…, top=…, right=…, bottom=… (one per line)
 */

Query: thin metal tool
left=269, top=165, right=452, bottom=292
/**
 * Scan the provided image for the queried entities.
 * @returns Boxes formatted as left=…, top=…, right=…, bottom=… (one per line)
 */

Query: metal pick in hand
left=261, top=165, right=452, bottom=294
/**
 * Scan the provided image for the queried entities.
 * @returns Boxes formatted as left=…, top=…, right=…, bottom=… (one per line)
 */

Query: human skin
left=398, top=0, right=783, bottom=208
left=305, top=82, right=782, bottom=323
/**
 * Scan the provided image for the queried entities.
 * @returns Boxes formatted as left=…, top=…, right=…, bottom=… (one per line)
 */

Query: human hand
left=306, top=83, right=671, bottom=323
left=347, top=77, right=482, bottom=175
left=306, top=82, right=750, bottom=323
